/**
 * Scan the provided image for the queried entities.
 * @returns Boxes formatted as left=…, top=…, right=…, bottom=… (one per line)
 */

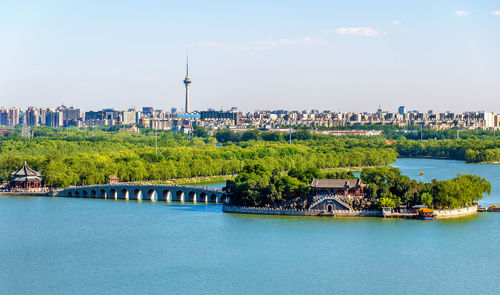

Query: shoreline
left=398, top=156, right=500, bottom=164
left=222, top=204, right=479, bottom=219
left=0, top=191, right=49, bottom=197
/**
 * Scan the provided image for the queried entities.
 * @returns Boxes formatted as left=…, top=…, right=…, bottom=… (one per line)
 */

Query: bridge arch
left=200, top=192, right=208, bottom=203
left=146, top=189, right=157, bottom=201
left=109, top=189, right=117, bottom=200
left=308, top=197, right=351, bottom=211
left=133, top=189, right=142, bottom=200
left=187, top=191, right=196, bottom=203
left=68, top=191, right=72, bottom=197
left=159, top=190, right=171, bottom=202
left=175, top=190, right=184, bottom=202
left=74, top=190, right=80, bottom=197
left=120, top=188, right=129, bottom=200
left=210, top=193, right=217, bottom=203
left=99, top=189, right=106, bottom=199
left=220, top=194, right=228, bottom=204
left=90, top=190, right=97, bottom=198
left=82, top=190, right=88, bottom=197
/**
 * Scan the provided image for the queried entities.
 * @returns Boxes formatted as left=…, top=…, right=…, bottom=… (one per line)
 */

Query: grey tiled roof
left=11, top=161, right=42, bottom=177
left=310, top=178, right=365, bottom=189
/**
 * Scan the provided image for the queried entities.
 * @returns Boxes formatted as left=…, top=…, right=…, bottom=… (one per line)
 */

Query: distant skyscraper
left=398, top=106, right=407, bottom=114
left=183, top=54, right=192, bottom=113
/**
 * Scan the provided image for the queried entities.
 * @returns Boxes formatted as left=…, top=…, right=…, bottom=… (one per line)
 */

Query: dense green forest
left=216, top=128, right=500, bottom=162
left=393, top=139, right=500, bottom=162
left=0, top=127, right=396, bottom=187
left=1, top=126, right=499, bottom=188
left=224, top=165, right=491, bottom=210
left=360, top=166, right=490, bottom=209
left=223, top=164, right=353, bottom=208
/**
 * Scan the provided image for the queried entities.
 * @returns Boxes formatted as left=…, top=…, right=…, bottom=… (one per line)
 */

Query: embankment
left=433, top=205, right=478, bottom=218
left=222, top=205, right=382, bottom=217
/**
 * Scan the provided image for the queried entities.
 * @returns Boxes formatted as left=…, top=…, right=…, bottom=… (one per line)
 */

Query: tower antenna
left=183, top=51, right=192, bottom=113
left=186, top=50, right=189, bottom=76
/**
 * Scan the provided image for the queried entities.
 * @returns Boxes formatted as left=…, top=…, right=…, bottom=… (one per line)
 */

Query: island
left=222, top=164, right=492, bottom=219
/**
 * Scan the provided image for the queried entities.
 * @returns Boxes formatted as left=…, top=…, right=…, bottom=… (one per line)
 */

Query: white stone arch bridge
left=53, top=184, right=228, bottom=203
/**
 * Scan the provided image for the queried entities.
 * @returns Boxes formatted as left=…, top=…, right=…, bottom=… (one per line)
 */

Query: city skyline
left=2, top=104, right=499, bottom=131
left=1, top=1, right=500, bottom=113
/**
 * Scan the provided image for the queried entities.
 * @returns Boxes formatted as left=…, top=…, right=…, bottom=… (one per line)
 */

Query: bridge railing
left=60, top=183, right=223, bottom=192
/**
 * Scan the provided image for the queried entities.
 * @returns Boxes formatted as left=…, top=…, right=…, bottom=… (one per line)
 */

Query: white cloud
left=491, top=11, right=500, bottom=16
left=327, top=27, right=379, bottom=36
left=456, top=10, right=469, bottom=16
left=392, top=20, right=402, bottom=25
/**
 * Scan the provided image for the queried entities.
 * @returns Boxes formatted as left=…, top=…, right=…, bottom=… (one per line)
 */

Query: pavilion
left=9, top=161, right=43, bottom=190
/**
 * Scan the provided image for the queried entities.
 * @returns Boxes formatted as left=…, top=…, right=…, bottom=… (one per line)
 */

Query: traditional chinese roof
left=10, top=176, right=43, bottom=183
left=11, top=161, right=42, bottom=177
left=310, top=178, right=365, bottom=189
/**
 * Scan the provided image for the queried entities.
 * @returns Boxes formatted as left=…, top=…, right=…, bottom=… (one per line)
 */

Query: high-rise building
left=39, top=108, right=48, bottom=125
left=398, top=106, right=407, bottom=114
left=58, top=106, right=82, bottom=122
left=478, top=111, right=495, bottom=128
left=9, top=108, right=19, bottom=126
left=45, top=109, right=63, bottom=127
left=183, top=54, right=192, bottom=113
left=120, top=110, right=136, bottom=125
left=200, top=110, right=239, bottom=124
left=0, top=108, right=8, bottom=126
left=142, top=107, right=154, bottom=117
left=25, top=107, right=40, bottom=126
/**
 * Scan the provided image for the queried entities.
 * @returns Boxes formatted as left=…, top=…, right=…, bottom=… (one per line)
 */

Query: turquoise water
left=1, top=158, right=499, bottom=294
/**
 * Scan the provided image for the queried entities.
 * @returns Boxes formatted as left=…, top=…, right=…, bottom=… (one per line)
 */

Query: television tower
left=183, top=53, right=192, bottom=113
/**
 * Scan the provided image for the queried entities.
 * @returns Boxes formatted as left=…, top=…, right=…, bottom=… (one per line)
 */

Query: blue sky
left=1, top=0, right=499, bottom=113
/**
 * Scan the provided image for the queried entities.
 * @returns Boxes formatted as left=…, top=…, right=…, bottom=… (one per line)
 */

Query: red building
left=310, top=178, right=365, bottom=196
left=109, top=175, right=120, bottom=184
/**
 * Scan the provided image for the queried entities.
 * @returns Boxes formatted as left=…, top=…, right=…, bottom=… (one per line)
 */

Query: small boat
left=419, top=172, right=424, bottom=176
left=413, top=205, right=434, bottom=220
left=487, top=205, right=500, bottom=212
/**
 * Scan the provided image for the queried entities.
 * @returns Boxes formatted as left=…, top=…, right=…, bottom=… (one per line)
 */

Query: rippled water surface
left=1, top=158, right=499, bottom=294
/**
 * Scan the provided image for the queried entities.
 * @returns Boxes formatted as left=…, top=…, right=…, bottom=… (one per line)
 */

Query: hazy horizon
left=1, top=0, right=499, bottom=113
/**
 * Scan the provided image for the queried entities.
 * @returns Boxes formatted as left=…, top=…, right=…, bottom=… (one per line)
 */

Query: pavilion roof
left=11, top=161, right=42, bottom=177
left=10, top=176, right=43, bottom=182
left=310, top=178, right=365, bottom=189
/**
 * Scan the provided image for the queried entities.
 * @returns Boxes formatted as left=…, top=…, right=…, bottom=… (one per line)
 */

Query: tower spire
left=186, top=51, right=189, bottom=77
left=183, top=52, right=192, bottom=113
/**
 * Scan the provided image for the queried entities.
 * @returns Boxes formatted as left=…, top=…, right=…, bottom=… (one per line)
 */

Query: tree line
left=394, top=139, right=500, bottom=162
left=224, top=165, right=491, bottom=210
left=361, top=166, right=491, bottom=209
left=1, top=126, right=498, bottom=188
left=0, top=127, right=397, bottom=187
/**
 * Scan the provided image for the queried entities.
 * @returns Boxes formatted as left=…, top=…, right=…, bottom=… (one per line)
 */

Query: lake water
left=1, top=158, right=499, bottom=294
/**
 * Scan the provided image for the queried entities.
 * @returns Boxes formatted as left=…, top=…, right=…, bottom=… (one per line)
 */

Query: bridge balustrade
left=57, top=184, right=226, bottom=204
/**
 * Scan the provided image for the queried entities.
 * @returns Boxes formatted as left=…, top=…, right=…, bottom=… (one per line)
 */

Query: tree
left=420, top=192, right=433, bottom=208
left=192, top=125, right=209, bottom=138
left=378, top=197, right=397, bottom=209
